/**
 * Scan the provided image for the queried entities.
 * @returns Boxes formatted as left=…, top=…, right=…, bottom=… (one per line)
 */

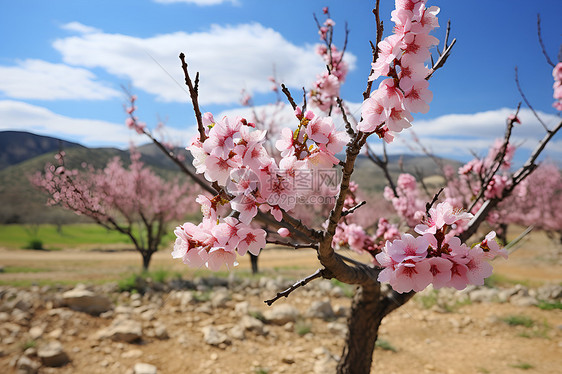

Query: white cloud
left=0, top=100, right=148, bottom=147
left=366, top=108, right=562, bottom=163
left=153, top=0, right=238, bottom=5
left=52, top=23, right=355, bottom=106
left=60, top=22, right=101, bottom=34
left=0, top=59, right=120, bottom=100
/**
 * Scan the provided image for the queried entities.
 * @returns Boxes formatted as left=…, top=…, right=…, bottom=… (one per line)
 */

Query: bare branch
left=264, top=269, right=326, bottom=306
left=515, top=66, right=549, bottom=131
left=426, top=21, right=456, bottom=80
left=337, top=97, right=356, bottom=137
left=179, top=53, right=206, bottom=142
left=425, top=187, right=444, bottom=217
left=342, top=201, right=367, bottom=217
left=363, top=0, right=383, bottom=100
left=266, top=239, right=318, bottom=250
left=281, top=84, right=298, bottom=111
left=537, top=14, right=556, bottom=67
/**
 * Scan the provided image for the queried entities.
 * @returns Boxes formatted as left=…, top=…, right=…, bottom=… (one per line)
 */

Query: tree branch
left=264, top=268, right=326, bottom=306
left=179, top=53, right=206, bottom=142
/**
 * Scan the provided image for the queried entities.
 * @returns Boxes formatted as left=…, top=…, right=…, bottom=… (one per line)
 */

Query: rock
left=133, top=362, right=158, bottom=374
left=122, top=349, right=143, bottom=359
left=263, top=304, right=300, bottom=325
left=234, top=301, right=250, bottom=315
left=37, top=341, right=69, bottom=367
left=510, top=295, right=538, bottom=307
left=28, top=326, right=44, bottom=340
left=307, top=300, right=335, bottom=320
left=229, top=324, right=245, bottom=340
left=241, top=315, right=266, bottom=335
left=16, top=355, right=41, bottom=374
left=47, top=328, right=63, bottom=340
left=334, top=305, right=349, bottom=318
left=327, top=322, right=347, bottom=337
left=97, top=319, right=142, bottom=343
left=537, top=284, right=562, bottom=301
left=201, top=326, right=230, bottom=346
left=153, top=323, right=169, bottom=340
left=62, top=284, right=112, bottom=315
left=469, top=288, right=498, bottom=303
left=211, top=289, right=231, bottom=308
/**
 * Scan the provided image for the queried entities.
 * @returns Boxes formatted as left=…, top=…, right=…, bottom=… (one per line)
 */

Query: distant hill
left=0, top=131, right=85, bottom=171
left=0, top=131, right=461, bottom=225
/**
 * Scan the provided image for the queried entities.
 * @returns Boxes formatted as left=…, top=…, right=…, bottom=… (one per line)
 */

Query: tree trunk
left=337, top=283, right=384, bottom=374
left=250, top=253, right=259, bottom=274
left=141, top=250, right=153, bottom=271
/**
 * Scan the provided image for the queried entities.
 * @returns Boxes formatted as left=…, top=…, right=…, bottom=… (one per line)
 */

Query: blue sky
left=0, top=0, right=560, bottom=164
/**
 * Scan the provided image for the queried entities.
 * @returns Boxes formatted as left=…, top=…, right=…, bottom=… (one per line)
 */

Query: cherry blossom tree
left=125, top=1, right=561, bottom=373
left=31, top=149, right=197, bottom=270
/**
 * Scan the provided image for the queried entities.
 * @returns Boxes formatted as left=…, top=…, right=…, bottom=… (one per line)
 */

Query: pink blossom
left=447, top=260, right=469, bottom=290
left=278, top=228, right=290, bottom=237
left=207, top=247, right=238, bottom=271
left=386, top=233, right=429, bottom=263
left=426, top=257, right=452, bottom=289
left=392, top=259, right=433, bottom=293
left=236, top=226, right=266, bottom=256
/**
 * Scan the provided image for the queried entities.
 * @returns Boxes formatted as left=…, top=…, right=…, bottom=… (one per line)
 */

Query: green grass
left=3, top=266, right=51, bottom=273
left=537, top=300, right=562, bottom=310
left=501, top=315, right=535, bottom=328
left=117, top=269, right=180, bottom=292
left=477, top=368, right=490, bottom=374
left=0, top=223, right=176, bottom=250
left=375, top=338, right=397, bottom=352
left=330, top=279, right=356, bottom=298
left=294, top=321, right=311, bottom=336
left=510, top=362, right=534, bottom=370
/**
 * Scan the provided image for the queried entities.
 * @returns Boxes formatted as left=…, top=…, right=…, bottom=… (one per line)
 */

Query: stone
left=201, top=326, right=230, bottom=346
left=469, top=288, right=498, bottom=303
left=133, top=362, right=158, bottom=374
left=16, top=355, right=41, bottom=374
left=229, top=324, right=246, bottom=340
left=241, top=315, right=266, bottom=335
left=510, top=295, right=538, bottom=307
left=327, top=322, right=347, bottom=337
left=97, top=319, right=142, bottom=343
left=153, top=323, right=169, bottom=340
left=211, top=289, right=231, bottom=308
left=307, top=300, right=335, bottom=320
left=37, top=341, right=69, bottom=367
left=122, top=349, right=143, bottom=359
left=263, top=304, right=300, bottom=325
left=62, top=284, right=112, bottom=315
left=28, top=326, right=44, bottom=340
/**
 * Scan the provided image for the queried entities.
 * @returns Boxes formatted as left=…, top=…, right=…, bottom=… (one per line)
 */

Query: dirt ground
left=0, top=228, right=561, bottom=373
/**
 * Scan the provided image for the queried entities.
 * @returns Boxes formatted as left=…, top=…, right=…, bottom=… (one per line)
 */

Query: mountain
left=0, top=131, right=85, bottom=171
left=0, top=131, right=461, bottom=225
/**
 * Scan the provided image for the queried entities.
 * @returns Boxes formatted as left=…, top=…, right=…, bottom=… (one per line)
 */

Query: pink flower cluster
left=172, top=195, right=266, bottom=271
left=376, top=202, right=508, bottom=293
left=175, top=110, right=348, bottom=269
left=124, top=95, right=146, bottom=135
left=310, top=9, right=349, bottom=112
left=332, top=181, right=400, bottom=255
left=553, top=62, right=562, bottom=111
left=383, top=173, right=426, bottom=227
left=358, top=0, right=439, bottom=142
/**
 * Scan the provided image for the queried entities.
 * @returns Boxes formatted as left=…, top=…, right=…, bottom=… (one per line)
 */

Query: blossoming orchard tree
left=125, top=1, right=561, bottom=373
left=31, top=149, right=197, bottom=270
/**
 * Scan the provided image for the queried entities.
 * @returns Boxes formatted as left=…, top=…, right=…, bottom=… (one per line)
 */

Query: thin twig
left=281, top=84, right=297, bottom=111
left=266, top=240, right=318, bottom=250
left=264, top=269, right=326, bottom=306
left=426, top=28, right=456, bottom=79
left=515, top=66, right=549, bottom=131
left=425, top=188, right=444, bottom=217
left=537, top=14, right=555, bottom=67
left=337, top=97, right=355, bottom=137
left=363, top=0, right=383, bottom=100
left=342, top=201, right=367, bottom=217
left=178, top=53, right=205, bottom=142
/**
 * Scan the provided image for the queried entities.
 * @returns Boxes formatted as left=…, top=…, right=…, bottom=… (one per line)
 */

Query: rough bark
left=250, top=253, right=259, bottom=274
left=337, top=283, right=384, bottom=374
